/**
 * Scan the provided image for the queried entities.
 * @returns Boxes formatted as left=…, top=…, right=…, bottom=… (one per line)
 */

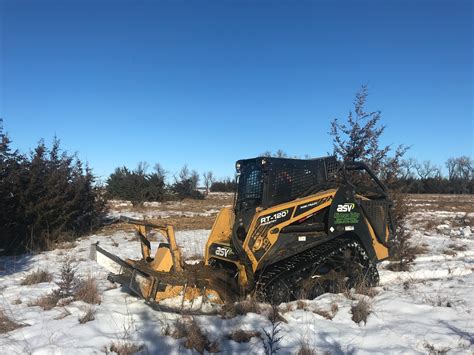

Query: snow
left=1, top=205, right=473, bottom=354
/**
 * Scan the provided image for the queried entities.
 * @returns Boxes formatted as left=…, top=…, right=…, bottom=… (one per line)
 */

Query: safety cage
left=235, top=156, right=339, bottom=210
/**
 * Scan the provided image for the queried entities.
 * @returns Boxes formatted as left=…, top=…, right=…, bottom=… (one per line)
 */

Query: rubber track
left=256, top=238, right=378, bottom=301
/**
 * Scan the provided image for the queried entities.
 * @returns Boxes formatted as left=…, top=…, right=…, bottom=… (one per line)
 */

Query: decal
left=260, top=209, right=289, bottom=226
left=249, top=207, right=294, bottom=262
left=209, top=243, right=238, bottom=261
left=215, top=246, right=233, bottom=258
left=336, top=203, right=356, bottom=213
left=334, top=211, right=360, bottom=224
left=334, top=202, right=360, bottom=225
left=294, top=197, right=332, bottom=217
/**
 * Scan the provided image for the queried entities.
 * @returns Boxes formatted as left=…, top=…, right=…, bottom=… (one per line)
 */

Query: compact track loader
left=91, top=156, right=394, bottom=311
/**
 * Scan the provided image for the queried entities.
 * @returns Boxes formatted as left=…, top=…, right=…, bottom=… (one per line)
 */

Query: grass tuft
left=108, top=341, right=144, bottom=355
left=79, top=307, right=96, bottom=324
left=21, top=269, right=53, bottom=285
left=227, top=329, right=261, bottom=343
left=75, top=275, right=101, bottom=304
left=351, top=299, right=371, bottom=325
left=0, top=309, right=24, bottom=334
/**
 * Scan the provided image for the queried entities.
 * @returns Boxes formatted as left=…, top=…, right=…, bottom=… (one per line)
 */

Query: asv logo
left=336, top=203, right=355, bottom=213
left=215, top=246, right=232, bottom=258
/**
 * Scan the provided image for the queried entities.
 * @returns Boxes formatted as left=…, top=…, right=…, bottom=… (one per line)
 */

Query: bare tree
left=455, top=156, right=473, bottom=180
left=275, top=149, right=287, bottom=158
left=400, top=158, right=417, bottom=180
left=202, top=171, right=215, bottom=194
left=446, top=156, right=473, bottom=194
left=415, top=160, right=440, bottom=180
left=190, top=169, right=200, bottom=190
left=445, top=158, right=457, bottom=180
left=178, top=165, right=190, bottom=181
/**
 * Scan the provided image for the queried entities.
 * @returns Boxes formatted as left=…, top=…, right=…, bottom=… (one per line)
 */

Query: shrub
left=210, top=178, right=236, bottom=192
left=262, top=305, right=283, bottom=355
left=387, top=192, right=416, bottom=271
left=106, top=163, right=167, bottom=204
left=30, top=258, right=79, bottom=310
left=55, top=258, right=78, bottom=298
left=0, top=120, right=105, bottom=253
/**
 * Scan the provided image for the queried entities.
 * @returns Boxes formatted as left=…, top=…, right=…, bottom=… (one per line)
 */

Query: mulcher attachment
left=90, top=216, right=229, bottom=313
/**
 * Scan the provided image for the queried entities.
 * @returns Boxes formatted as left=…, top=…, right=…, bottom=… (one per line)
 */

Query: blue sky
left=1, top=0, right=472, bottom=181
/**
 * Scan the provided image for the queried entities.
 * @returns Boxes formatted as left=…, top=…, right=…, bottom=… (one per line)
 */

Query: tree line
left=105, top=164, right=236, bottom=204
left=0, top=120, right=105, bottom=254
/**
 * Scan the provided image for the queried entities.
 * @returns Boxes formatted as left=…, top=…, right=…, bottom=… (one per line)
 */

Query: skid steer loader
left=90, top=156, right=394, bottom=311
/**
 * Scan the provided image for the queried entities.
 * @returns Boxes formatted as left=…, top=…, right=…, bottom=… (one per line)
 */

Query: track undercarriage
left=256, top=238, right=379, bottom=304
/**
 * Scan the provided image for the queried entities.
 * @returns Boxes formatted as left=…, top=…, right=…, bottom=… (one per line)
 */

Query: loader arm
left=119, top=216, right=184, bottom=272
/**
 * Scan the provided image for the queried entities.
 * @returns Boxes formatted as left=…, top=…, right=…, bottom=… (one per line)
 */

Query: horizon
left=1, top=0, right=472, bottom=181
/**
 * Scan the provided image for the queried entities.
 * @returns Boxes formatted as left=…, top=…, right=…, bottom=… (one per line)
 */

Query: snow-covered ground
left=0, top=200, right=473, bottom=354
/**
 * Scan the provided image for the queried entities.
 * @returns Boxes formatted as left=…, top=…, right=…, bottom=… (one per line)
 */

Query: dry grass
left=102, top=194, right=233, bottom=234
left=354, top=284, right=379, bottom=298
left=31, top=293, right=61, bottom=310
left=56, top=241, right=77, bottom=250
left=351, top=299, right=371, bottom=325
left=420, top=219, right=440, bottom=232
left=0, top=309, right=24, bottom=334
left=296, top=342, right=316, bottom=355
left=448, top=244, right=467, bottom=252
left=75, top=275, right=101, bottom=304
left=220, top=297, right=261, bottom=318
left=279, top=303, right=293, bottom=313
left=184, top=320, right=219, bottom=353
left=79, top=307, right=96, bottom=324
left=227, top=329, right=261, bottom=343
left=407, top=194, right=474, bottom=215
left=443, top=249, right=457, bottom=256
left=21, top=269, right=53, bottom=285
left=423, top=342, right=451, bottom=355
left=165, top=317, right=219, bottom=354
left=108, top=341, right=144, bottom=355
left=312, top=300, right=339, bottom=320
left=411, top=243, right=429, bottom=255
left=103, top=215, right=218, bottom=235
left=313, top=308, right=333, bottom=320
left=296, top=300, right=308, bottom=310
